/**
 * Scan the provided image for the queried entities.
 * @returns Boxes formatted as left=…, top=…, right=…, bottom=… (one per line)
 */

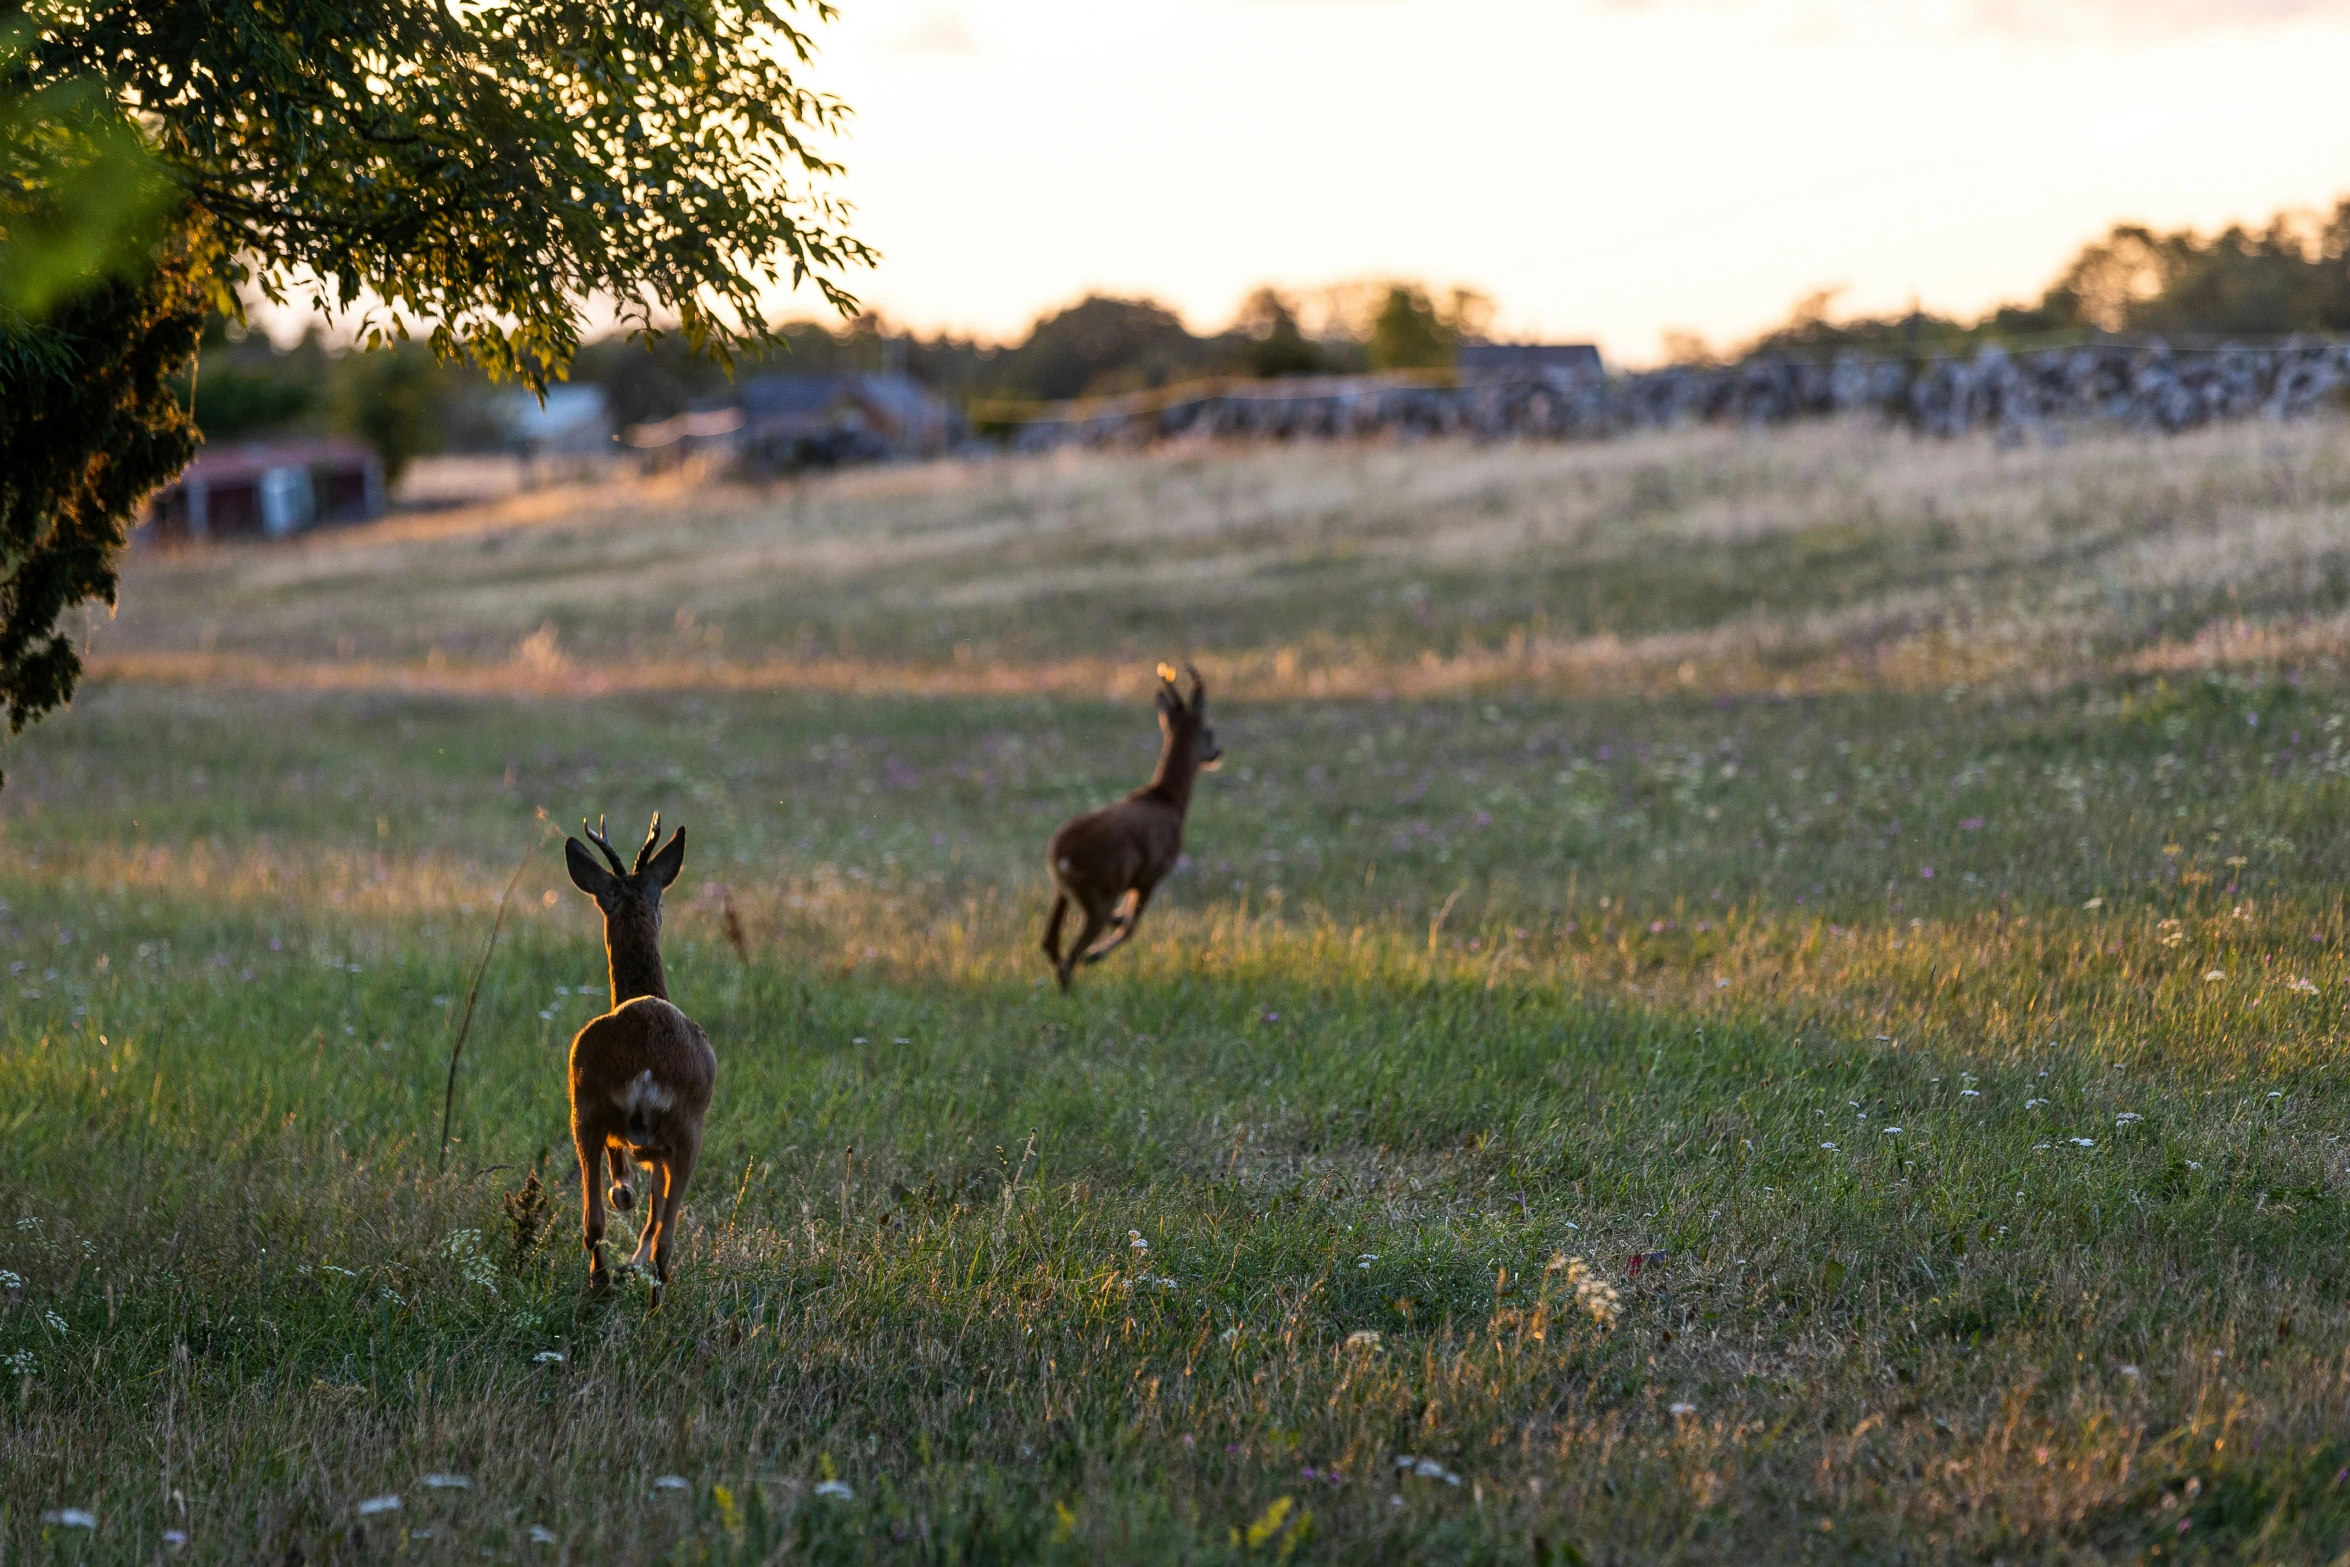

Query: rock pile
left=1008, top=338, right=2350, bottom=452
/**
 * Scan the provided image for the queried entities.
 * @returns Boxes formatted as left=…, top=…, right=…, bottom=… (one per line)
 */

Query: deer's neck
left=604, top=914, right=670, bottom=1006
left=1146, top=733, right=1200, bottom=814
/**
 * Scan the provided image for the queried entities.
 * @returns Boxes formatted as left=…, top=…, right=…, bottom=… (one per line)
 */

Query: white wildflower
left=528, top=1525, right=557, bottom=1545
left=1127, top=1231, right=1148, bottom=1253
left=1960, top=1089, right=1981, bottom=1098
left=814, top=1480, right=854, bottom=1501
left=356, top=1496, right=401, bottom=1517
left=42, top=1509, right=96, bottom=1529
left=2202, top=970, right=2226, bottom=983
left=1356, top=1253, right=1378, bottom=1270
left=163, top=1529, right=188, bottom=1548
left=2071, top=1138, right=2096, bottom=1148
left=1220, top=1326, right=1243, bottom=1344
left=2025, top=1098, right=2048, bottom=1109
left=651, top=1476, right=688, bottom=1493
left=1668, top=1402, right=1697, bottom=1417
left=1820, top=1142, right=1839, bottom=1152
left=0, top=1269, right=21, bottom=1288
left=423, top=1474, right=469, bottom=1490
left=533, top=1350, right=565, bottom=1364
left=42, top=1309, right=67, bottom=1334
left=2115, top=1112, right=2143, bottom=1127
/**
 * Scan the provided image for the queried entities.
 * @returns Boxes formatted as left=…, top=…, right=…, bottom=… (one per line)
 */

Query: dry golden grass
left=7, top=422, right=2350, bottom=1562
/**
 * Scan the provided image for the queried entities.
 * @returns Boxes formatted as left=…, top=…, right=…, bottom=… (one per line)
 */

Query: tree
left=997, top=295, right=1199, bottom=401
left=1, top=0, right=871, bottom=782
left=1236, top=287, right=1324, bottom=379
left=1364, top=284, right=1488, bottom=372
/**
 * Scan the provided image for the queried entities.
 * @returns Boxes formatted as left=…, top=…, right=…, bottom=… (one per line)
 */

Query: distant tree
left=1361, top=284, right=1495, bottom=373
left=1236, top=287, right=1324, bottom=378
left=997, top=295, right=1199, bottom=400
left=0, top=0, right=870, bottom=777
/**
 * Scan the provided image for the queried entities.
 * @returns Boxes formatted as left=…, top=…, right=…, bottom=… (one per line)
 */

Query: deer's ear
left=565, top=838, right=618, bottom=901
left=642, top=826, right=687, bottom=891
left=1155, top=685, right=1181, bottom=715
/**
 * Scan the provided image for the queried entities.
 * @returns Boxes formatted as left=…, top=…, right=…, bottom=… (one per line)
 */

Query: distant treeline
left=191, top=195, right=2350, bottom=476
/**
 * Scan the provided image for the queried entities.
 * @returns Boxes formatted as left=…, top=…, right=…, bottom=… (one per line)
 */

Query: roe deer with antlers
left=564, top=813, right=715, bottom=1297
left=1041, top=662, right=1222, bottom=990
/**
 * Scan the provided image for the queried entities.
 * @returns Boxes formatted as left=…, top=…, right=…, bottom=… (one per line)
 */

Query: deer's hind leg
left=647, top=1133, right=701, bottom=1293
left=573, top=1118, right=610, bottom=1287
left=1057, top=897, right=1112, bottom=990
left=1041, top=890, right=1070, bottom=970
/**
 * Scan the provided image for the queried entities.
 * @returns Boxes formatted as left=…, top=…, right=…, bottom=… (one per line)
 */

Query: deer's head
left=1156, top=662, right=1221, bottom=771
left=566, top=813, right=687, bottom=946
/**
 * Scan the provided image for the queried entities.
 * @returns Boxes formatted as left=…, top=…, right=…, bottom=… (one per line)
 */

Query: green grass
left=5, top=423, right=2350, bottom=1563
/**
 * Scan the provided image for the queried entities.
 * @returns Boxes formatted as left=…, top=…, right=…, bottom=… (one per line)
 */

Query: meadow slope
left=5, top=421, right=2350, bottom=1564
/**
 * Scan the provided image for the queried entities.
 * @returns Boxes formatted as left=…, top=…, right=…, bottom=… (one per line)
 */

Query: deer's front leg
left=1081, top=885, right=1153, bottom=964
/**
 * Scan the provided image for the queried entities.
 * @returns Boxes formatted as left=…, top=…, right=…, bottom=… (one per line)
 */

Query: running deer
left=564, top=813, right=715, bottom=1297
left=1041, top=662, right=1222, bottom=990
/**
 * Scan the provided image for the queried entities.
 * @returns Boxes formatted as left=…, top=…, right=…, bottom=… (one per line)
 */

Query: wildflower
left=42, top=1509, right=96, bottom=1529
left=5, top=1350, right=33, bottom=1377
left=533, top=1350, right=565, bottom=1364
left=356, top=1496, right=401, bottom=1517
left=1668, top=1402, right=1697, bottom=1417
left=1344, top=1329, right=1383, bottom=1351
left=1393, top=1455, right=1461, bottom=1485
left=651, top=1476, right=688, bottom=1493
left=2266, top=1091, right=2284, bottom=1099
left=2025, top=1098, right=2048, bottom=1109
left=1221, top=1326, right=1243, bottom=1344
left=423, top=1474, right=469, bottom=1490
left=2115, top=1112, right=2143, bottom=1127
left=528, top=1526, right=557, bottom=1545
left=0, top=1269, right=19, bottom=1288
left=163, top=1530, right=188, bottom=1548
left=2287, top=977, right=2319, bottom=994
left=2202, top=969, right=2227, bottom=983
left=2120, top=1366, right=2141, bottom=1380
left=1960, top=1089, right=1981, bottom=1098
left=1127, top=1231, right=1148, bottom=1253
left=2083, top=897, right=2104, bottom=910
left=814, top=1480, right=854, bottom=1501
left=1356, top=1253, right=1377, bottom=1270
left=2071, top=1138, right=2096, bottom=1148
left=1820, top=1142, right=1839, bottom=1152
left=1561, top=1257, right=1621, bottom=1328
left=1880, top=1127, right=1902, bottom=1136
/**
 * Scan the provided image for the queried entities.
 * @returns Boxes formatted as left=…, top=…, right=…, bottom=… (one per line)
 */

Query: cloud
left=887, top=9, right=979, bottom=56
left=1973, top=0, right=2350, bottom=34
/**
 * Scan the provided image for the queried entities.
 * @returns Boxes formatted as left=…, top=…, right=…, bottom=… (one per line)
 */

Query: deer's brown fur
left=1041, top=663, right=1221, bottom=990
left=564, top=814, right=715, bottom=1298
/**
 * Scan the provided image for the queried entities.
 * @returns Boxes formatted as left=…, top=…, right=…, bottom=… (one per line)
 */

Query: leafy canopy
left=28, top=0, right=875, bottom=386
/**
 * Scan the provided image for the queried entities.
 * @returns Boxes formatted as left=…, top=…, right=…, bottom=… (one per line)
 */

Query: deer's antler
left=634, top=812, right=663, bottom=874
left=583, top=815, right=630, bottom=876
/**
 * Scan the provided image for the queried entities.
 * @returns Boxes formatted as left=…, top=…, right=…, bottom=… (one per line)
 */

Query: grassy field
left=5, top=419, right=2350, bottom=1563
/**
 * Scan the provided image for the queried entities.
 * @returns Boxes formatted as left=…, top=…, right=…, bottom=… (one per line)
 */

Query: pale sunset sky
left=797, top=0, right=2350, bottom=364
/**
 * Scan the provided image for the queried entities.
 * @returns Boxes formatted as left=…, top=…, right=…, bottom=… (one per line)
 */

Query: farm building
left=1456, top=342, right=1605, bottom=379
left=735, top=372, right=960, bottom=469
left=144, top=437, right=384, bottom=542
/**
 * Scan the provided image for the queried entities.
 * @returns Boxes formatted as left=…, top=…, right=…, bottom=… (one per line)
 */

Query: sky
left=784, top=0, right=2350, bottom=365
